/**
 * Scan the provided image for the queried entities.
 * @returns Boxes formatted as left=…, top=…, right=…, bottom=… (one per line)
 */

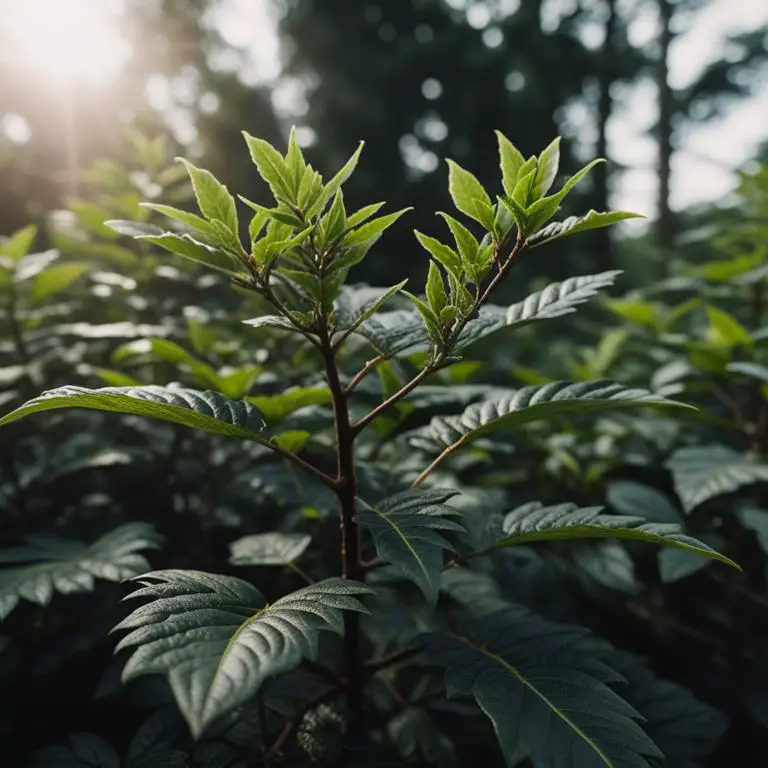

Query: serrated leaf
left=229, top=533, right=311, bottom=566
left=667, top=444, right=768, bottom=512
left=333, top=280, right=409, bottom=341
left=114, top=572, right=372, bottom=738
left=242, top=132, right=294, bottom=203
left=421, top=609, right=661, bottom=767
left=356, top=490, right=464, bottom=604
left=414, top=231, right=463, bottom=278
left=446, top=160, right=493, bottom=229
left=436, top=213, right=479, bottom=268
left=453, top=271, right=622, bottom=351
left=352, top=309, right=431, bottom=358
left=177, top=158, right=238, bottom=234
left=489, top=501, right=738, bottom=569
left=495, top=131, right=525, bottom=198
left=0, top=524, right=162, bottom=620
left=140, top=203, right=215, bottom=236
left=0, top=386, right=268, bottom=442
left=410, top=380, right=688, bottom=453
left=527, top=209, right=641, bottom=246
left=29, top=263, right=88, bottom=304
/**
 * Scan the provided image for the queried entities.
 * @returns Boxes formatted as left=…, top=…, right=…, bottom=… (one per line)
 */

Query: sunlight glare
left=2, top=0, right=131, bottom=84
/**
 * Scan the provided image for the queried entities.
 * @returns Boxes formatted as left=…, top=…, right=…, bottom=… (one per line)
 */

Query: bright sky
left=1, top=0, right=766, bottom=219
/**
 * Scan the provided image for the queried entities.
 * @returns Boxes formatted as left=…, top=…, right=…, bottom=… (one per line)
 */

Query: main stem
left=320, top=325, right=364, bottom=734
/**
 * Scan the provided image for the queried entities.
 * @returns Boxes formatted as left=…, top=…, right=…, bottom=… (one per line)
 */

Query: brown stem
left=352, top=233, right=525, bottom=437
left=411, top=439, right=467, bottom=487
left=363, top=647, right=420, bottom=674
left=344, top=354, right=384, bottom=395
left=319, top=323, right=365, bottom=734
left=285, top=560, right=315, bottom=585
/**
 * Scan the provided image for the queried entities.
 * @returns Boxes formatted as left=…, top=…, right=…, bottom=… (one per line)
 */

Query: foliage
left=0, top=126, right=757, bottom=767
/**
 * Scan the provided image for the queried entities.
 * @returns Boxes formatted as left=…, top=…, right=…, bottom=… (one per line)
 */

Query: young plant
left=0, top=129, right=739, bottom=766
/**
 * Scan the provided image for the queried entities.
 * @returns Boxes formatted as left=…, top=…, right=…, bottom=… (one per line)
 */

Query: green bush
left=1, top=128, right=759, bottom=766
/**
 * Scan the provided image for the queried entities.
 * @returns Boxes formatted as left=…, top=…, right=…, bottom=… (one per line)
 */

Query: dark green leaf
left=355, top=489, right=464, bottom=604
left=421, top=609, right=661, bottom=767
left=114, top=572, right=372, bottom=738
left=490, top=501, right=737, bottom=569
left=0, top=386, right=268, bottom=442
left=453, top=271, right=622, bottom=351
left=666, top=444, right=768, bottom=513
left=0, top=524, right=162, bottom=620
left=410, top=381, right=689, bottom=453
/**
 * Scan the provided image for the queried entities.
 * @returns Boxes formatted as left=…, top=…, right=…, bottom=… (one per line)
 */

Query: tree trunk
left=656, top=0, right=675, bottom=249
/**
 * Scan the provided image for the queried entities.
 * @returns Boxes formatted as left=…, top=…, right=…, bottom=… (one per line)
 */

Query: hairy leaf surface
left=0, top=386, right=268, bottom=442
left=114, top=571, right=372, bottom=738
left=356, top=489, right=464, bottom=603
left=410, top=381, right=687, bottom=453
left=489, top=501, right=737, bottom=569
left=453, top=271, right=622, bottom=351
left=421, top=609, right=661, bottom=767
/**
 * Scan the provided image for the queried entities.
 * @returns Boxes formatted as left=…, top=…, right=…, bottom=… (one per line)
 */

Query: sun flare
left=2, top=0, right=131, bottom=83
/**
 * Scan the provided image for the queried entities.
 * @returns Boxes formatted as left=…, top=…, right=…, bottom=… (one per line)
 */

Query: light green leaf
left=343, top=208, right=411, bottom=248
left=177, top=158, right=238, bottom=234
left=414, top=231, right=463, bottom=278
left=436, top=213, right=479, bottom=268
left=527, top=209, right=641, bottom=247
left=229, top=532, right=311, bottom=567
left=114, top=572, right=372, bottom=738
left=112, top=338, right=220, bottom=389
left=604, top=299, right=660, bottom=330
left=410, top=380, right=688, bottom=453
left=29, top=263, right=88, bottom=304
left=0, top=224, right=37, bottom=261
left=248, top=386, right=331, bottom=421
left=667, top=444, right=768, bottom=513
left=315, top=141, right=365, bottom=217
left=453, top=271, right=622, bottom=352
left=495, top=131, right=525, bottom=198
left=446, top=160, right=494, bottom=228
left=92, top=368, right=141, bottom=387
left=0, top=386, right=268, bottom=442
left=140, top=203, right=215, bottom=236
left=403, top=290, right=443, bottom=347
left=355, top=489, right=464, bottom=604
left=242, top=132, right=294, bottom=202
left=0, top=524, right=162, bottom=621
left=426, top=261, right=449, bottom=316
left=531, top=137, right=561, bottom=199
left=706, top=306, right=752, bottom=349
left=490, top=501, right=738, bottom=570
left=421, top=609, right=662, bottom=767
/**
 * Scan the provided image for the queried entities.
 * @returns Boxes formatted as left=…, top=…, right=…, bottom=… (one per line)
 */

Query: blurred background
left=1, top=0, right=767, bottom=285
